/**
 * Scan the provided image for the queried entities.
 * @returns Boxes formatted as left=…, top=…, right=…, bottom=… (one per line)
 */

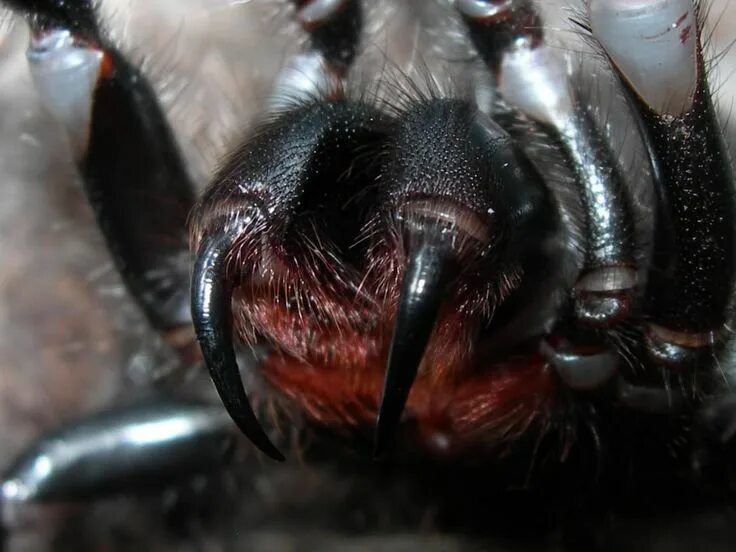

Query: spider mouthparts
left=191, top=234, right=285, bottom=462
left=374, top=242, right=457, bottom=457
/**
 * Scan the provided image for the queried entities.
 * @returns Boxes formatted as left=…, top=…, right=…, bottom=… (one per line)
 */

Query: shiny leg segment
left=4, top=0, right=197, bottom=360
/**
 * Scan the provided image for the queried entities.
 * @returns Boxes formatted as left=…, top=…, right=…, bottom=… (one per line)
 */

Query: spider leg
left=292, top=0, right=362, bottom=72
left=458, top=0, right=639, bottom=330
left=1, top=398, right=237, bottom=526
left=268, top=0, right=362, bottom=111
left=541, top=339, right=690, bottom=416
left=539, top=340, right=617, bottom=392
left=584, top=2, right=736, bottom=477
left=588, top=0, right=736, bottom=368
left=0, top=0, right=236, bottom=528
left=456, top=0, right=642, bottom=403
left=464, top=0, right=735, bottom=422
left=3, top=0, right=197, bottom=362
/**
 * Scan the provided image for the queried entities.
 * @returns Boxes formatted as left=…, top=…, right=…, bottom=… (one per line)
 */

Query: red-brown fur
left=220, top=219, right=559, bottom=456
left=262, top=348, right=556, bottom=456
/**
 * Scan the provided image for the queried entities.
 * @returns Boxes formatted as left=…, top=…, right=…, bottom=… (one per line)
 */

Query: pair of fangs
left=191, top=228, right=448, bottom=461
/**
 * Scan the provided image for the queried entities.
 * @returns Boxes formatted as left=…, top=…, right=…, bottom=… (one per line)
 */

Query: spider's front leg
left=2, top=0, right=371, bottom=522
left=2, top=0, right=197, bottom=360
left=591, top=0, right=736, bottom=473
left=1, top=0, right=240, bottom=530
left=585, top=0, right=736, bottom=449
left=588, top=0, right=736, bottom=367
left=458, top=0, right=642, bottom=393
left=459, top=0, right=736, bottom=483
left=461, top=0, right=736, bottom=407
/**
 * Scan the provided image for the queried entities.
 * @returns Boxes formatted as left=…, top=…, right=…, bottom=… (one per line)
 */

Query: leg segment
left=458, top=0, right=640, bottom=328
left=292, top=0, right=362, bottom=71
left=5, top=0, right=197, bottom=358
left=456, top=0, right=642, bottom=406
left=269, top=0, right=363, bottom=111
left=588, top=0, right=736, bottom=366
left=1, top=399, right=235, bottom=514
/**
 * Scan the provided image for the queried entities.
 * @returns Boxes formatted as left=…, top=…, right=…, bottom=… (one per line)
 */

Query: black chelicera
left=2, top=0, right=736, bottom=547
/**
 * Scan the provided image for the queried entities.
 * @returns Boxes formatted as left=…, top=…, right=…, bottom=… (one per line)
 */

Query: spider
left=2, top=0, right=736, bottom=549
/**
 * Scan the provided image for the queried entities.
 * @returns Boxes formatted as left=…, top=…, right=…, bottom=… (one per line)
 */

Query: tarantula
left=2, top=0, right=736, bottom=549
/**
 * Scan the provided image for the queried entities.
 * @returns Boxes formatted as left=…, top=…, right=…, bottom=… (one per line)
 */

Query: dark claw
left=374, top=242, right=456, bottom=457
left=191, top=234, right=285, bottom=462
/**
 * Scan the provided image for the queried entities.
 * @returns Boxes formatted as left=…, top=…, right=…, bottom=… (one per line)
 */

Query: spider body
left=2, top=0, right=736, bottom=549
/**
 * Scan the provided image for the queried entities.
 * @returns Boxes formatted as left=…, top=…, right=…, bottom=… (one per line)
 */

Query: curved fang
left=191, top=234, right=285, bottom=461
left=374, top=243, right=456, bottom=457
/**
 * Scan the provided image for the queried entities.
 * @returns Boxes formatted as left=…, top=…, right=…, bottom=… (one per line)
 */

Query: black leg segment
left=8, top=0, right=197, bottom=338
left=589, top=0, right=736, bottom=365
